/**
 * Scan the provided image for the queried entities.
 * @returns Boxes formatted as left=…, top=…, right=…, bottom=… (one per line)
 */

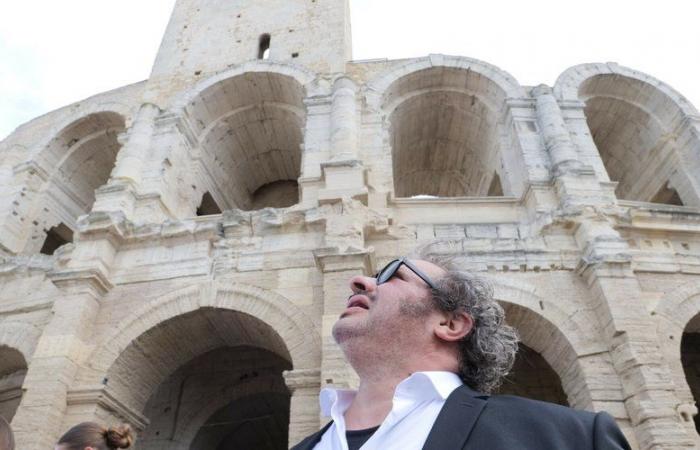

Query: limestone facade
left=1, top=1, right=700, bottom=449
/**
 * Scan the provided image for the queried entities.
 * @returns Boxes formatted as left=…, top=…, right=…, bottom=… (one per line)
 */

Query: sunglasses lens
left=376, top=260, right=401, bottom=284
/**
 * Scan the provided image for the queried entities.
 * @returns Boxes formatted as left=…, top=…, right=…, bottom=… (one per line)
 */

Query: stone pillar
left=313, top=249, right=373, bottom=391
left=532, top=85, right=582, bottom=176
left=330, top=77, right=358, bottom=161
left=317, top=77, right=367, bottom=205
left=91, top=103, right=160, bottom=219
left=284, top=368, right=321, bottom=448
left=11, top=269, right=111, bottom=449
left=575, top=219, right=696, bottom=449
left=0, top=159, right=53, bottom=254
left=109, top=103, right=160, bottom=185
left=532, top=84, right=615, bottom=209
left=131, top=112, right=198, bottom=222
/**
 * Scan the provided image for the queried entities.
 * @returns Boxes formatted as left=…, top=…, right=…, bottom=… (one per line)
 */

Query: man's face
left=332, top=259, right=446, bottom=350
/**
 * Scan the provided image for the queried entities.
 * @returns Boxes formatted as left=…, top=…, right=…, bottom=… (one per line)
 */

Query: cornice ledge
left=47, top=268, right=113, bottom=295
left=313, top=246, right=374, bottom=273
left=67, top=385, right=149, bottom=431
left=283, top=368, right=321, bottom=391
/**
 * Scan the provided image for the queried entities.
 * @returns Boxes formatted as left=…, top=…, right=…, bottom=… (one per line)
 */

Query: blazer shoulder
left=489, top=394, right=596, bottom=422
left=482, top=395, right=597, bottom=440
left=475, top=395, right=630, bottom=450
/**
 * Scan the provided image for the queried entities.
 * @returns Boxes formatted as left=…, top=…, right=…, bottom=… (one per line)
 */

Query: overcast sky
left=1, top=0, right=699, bottom=140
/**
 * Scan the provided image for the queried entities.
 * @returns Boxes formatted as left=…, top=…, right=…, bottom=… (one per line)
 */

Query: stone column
left=91, top=103, right=160, bottom=218
left=330, top=77, right=358, bottom=161
left=284, top=368, right=321, bottom=448
left=109, top=103, right=160, bottom=185
left=532, top=85, right=582, bottom=176
left=532, top=84, right=614, bottom=209
left=11, top=269, right=111, bottom=450
left=317, top=77, right=367, bottom=205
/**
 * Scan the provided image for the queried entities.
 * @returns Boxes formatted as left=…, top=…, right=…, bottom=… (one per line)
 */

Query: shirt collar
left=319, top=371, right=463, bottom=417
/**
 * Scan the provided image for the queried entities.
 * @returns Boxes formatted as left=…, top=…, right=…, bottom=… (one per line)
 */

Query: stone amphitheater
left=1, top=0, right=700, bottom=449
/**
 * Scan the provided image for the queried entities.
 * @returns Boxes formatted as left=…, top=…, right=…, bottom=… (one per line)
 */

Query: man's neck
left=343, top=371, right=409, bottom=430
left=339, top=341, right=460, bottom=429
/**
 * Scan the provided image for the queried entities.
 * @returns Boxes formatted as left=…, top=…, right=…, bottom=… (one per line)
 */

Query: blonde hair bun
left=104, top=425, right=134, bottom=449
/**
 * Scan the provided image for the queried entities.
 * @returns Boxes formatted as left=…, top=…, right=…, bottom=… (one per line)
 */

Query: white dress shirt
left=313, top=371, right=463, bottom=450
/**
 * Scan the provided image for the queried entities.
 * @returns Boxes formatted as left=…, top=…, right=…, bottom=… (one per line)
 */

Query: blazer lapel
left=291, top=421, right=334, bottom=450
left=421, top=385, right=489, bottom=450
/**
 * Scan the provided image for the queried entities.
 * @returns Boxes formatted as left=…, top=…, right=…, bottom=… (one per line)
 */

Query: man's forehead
left=408, top=259, right=446, bottom=279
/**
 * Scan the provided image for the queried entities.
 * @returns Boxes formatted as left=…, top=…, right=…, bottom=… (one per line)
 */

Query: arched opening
left=186, top=72, right=306, bottom=211
left=0, top=346, right=27, bottom=422
left=189, top=392, right=289, bottom=450
left=384, top=67, right=509, bottom=198
left=497, top=343, right=568, bottom=406
left=681, top=312, right=700, bottom=433
left=250, top=180, right=299, bottom=210
left=103, top=308, right=292, bottom=449
left=651, top=183, right=683, bottom=206
left=39, top=222, right=73, bottom=255
left=258, top=34, right=271, bottom=60
left=499, top=302, right=582, bottom=408
left=196, top=192, right=222, bottom=216
left=579, top=74, right=688, bottom=204
left=28, top=112, right=125, bottom=253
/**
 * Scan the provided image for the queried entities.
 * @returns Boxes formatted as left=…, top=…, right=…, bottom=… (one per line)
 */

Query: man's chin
left=331, top=319, right=366, bottom=344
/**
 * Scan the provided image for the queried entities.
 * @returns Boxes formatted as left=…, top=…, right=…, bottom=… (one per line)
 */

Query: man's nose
left=349, top=274, right=377, bottom=294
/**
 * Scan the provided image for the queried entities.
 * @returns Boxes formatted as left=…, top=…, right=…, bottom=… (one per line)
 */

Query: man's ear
left=434, top=311, right=473, bottom=342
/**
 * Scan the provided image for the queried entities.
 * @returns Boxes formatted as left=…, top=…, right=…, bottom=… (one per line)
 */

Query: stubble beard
left=332, top=291, right=432, bottom=372
left=332, top=291, right=377, bottom=345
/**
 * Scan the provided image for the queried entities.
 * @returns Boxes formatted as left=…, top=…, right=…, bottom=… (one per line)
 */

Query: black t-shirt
left=346, top=426, right=380, bottom=450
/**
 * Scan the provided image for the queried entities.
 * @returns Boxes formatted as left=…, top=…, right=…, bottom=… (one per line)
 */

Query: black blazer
left=291, top=385, right=631, bottom=450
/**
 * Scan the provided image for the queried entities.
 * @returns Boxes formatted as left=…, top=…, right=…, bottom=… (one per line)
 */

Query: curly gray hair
left=416, top=251, right=519, bottom=393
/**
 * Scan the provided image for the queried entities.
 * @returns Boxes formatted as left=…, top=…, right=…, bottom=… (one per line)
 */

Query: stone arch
left=654, top=281, right=700, bottom=436
left=554, top=63, right=700, bottom=206
left=170, top=62, right=318, bottom=213
left=170, top=61, right=318, bottom=113
left=366, top=55, right=526, bottom=104
left=28, top=102, right=133, bottom=171
left=0, top=321, right=40, bottom=422
left=88, top=281, right=320, bottom=383
left=366, top=55, right=527, bottom=199
left=554, top=63, right=699, bottom=116
left=490, top=278, right=615, bottom=410
left=18, top=110, right=128, bottom=254
left=80, top=281, right=319, bottom=446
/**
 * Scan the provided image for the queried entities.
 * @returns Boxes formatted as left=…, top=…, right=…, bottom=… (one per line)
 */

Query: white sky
left=1, top=0, right=699, bottom=140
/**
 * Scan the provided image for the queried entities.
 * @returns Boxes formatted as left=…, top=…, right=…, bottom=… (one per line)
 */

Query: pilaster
left=313, top=248, right=373, bottom=391
left=12, top=267, right=112, bottom=450
left=575, top=218, right=696, bottom=449
left=284, top=368, right=322, bottom=447
left=316, top=77, right=367, bottom=205
left=92, top=103, right=161, bottom=220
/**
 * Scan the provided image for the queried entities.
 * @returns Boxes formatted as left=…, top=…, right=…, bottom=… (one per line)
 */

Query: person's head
left=332, top=249, right=519, bottom=393
left=55, top=422, right=133, bottom=450
left=0, top=415, right=14, bottom=450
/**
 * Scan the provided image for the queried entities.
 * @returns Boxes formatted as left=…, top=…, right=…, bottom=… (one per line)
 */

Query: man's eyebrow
left=398, top=264, right=420, bottom=280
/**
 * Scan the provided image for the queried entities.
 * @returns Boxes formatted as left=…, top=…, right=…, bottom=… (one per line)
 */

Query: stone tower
left=1, top=0, right=700, bottom=448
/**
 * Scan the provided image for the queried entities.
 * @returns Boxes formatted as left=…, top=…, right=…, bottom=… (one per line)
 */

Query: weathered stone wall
left=1, top=1, right=700, bottom=449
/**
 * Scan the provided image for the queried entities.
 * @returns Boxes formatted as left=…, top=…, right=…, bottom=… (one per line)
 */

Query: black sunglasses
left=374, top=257, right=438, bottom=289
